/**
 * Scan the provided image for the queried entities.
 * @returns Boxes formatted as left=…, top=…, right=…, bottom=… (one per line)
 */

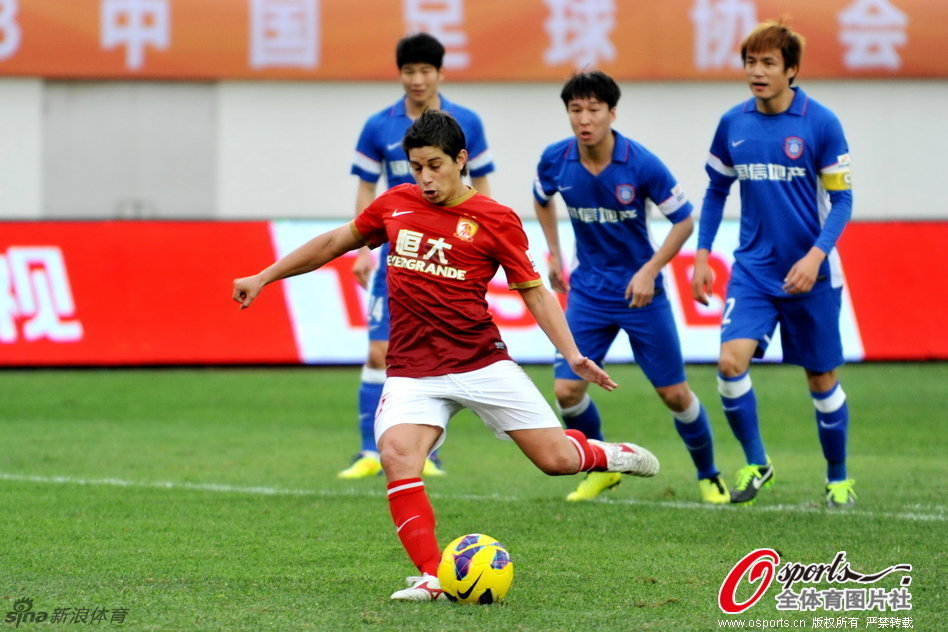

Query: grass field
left=1, top=363, right=945, bottom=631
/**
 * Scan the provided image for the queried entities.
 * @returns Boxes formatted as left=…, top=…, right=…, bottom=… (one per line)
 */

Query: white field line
left=2, top=471, right=945, bottom=522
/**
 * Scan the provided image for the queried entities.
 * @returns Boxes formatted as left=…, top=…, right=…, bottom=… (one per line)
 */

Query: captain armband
left=820, top=153, right=852, bottom=191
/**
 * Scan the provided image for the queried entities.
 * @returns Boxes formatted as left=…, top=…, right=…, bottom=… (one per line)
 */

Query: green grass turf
left=1, top=363, right=945, bottom=631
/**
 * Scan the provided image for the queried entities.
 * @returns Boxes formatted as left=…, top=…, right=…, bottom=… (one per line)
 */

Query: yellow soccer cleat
left=730, top=459, right=775, bottom=505
left=825, top=479, right=856, bottom=509
left=698, top=474, right=730, bottom=504
left=337, top=452, right=382, bottom=479
left=566, top=471, right=622, bottom=502
left=422, top=455, right=446, bottom=477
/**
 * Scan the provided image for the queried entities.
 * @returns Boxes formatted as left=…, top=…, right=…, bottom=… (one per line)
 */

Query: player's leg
left=458, top=360, right=660, bottom=479
left=339, top=253, right=390, bottom=479
left=553, top=294, right=622, bottom=500
left=624, top=299, right=726, bottom=503
left=376, top=375, right=457, bottom=601
left=717, top=277, right=778, bottom=504
left=780, top=288, right=853, bottom=508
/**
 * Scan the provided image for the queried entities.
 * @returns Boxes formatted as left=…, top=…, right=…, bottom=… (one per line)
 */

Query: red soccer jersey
left=352, top=183, right=542, bottom=378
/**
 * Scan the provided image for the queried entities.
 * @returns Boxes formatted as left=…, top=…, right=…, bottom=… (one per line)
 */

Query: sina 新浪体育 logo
left=5, top=597, right=48, bottom=627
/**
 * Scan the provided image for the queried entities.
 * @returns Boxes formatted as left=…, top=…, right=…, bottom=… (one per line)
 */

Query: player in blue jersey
left=339, top=33, right=495, bottom=479
left=691, top=20, right=855, bottom=508
left=533, top=71, right=727, bottom=504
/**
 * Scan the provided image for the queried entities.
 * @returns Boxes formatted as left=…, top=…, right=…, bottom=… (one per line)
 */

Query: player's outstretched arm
left=518, top=284, right=616, bottom=391
left=233, top=223, right=363, bottom=309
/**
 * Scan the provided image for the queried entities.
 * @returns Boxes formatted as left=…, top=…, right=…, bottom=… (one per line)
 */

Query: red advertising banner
left=0, top=0, right=944, bottom=80
left=0, top=221, right=299, bottom=365
left=1, top=220, right=946, bottom=366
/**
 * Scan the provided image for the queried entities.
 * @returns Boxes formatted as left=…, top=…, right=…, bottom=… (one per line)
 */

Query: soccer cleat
left=588, top=439, right=660, bottom=477
left=566, top=471, right=622, bottom=502
left=698, top=474, right=730, bottom=504
left=825, top=479, right=856, bottom=509
left=390, top=574, right=443, bottom=601
left=422, top=455, right=446, bottom=477
left=730, top=460, right=775, bottom=505
left=337, top=452, right=382, bottom=479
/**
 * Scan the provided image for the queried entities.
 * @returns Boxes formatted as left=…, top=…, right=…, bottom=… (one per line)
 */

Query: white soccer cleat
left=589, top=439, right=660, bottom=477
left=390, top=574, right=443, bottom=601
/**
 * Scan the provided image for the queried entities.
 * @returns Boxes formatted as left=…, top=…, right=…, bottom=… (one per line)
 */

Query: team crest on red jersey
left=615, top=184, right=636, bottom=205
left=455, top=217, right=480, bottom=241
left=784, top=136, right=805, bottom=160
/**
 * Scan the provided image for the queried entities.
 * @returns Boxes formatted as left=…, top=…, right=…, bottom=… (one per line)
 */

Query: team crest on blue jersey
left=455, top=217, right=480, bottom=242
left=615, top=184, right=636, bottom=205
left=784, top=136, right=805, bottom=160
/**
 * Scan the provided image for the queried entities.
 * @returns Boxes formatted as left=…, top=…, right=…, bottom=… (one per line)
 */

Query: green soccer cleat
left=730, top=460, right=774, bottom=505
left=337, top=452, right=382, bottom=479
left=825, top=479, right=856, bottom=508
left=566, top=471, right=622, bottom=502
left=698, top=474, right=730, bottom=504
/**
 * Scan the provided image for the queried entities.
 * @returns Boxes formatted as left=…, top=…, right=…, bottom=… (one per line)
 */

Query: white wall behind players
left=1, top=78, right=945, bottom=220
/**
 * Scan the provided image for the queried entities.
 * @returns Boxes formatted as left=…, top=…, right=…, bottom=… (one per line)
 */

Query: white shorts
left=374, top=360, right=562, bottom=453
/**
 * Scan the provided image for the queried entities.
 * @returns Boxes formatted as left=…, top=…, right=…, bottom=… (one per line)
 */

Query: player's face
left=400, top=63, right=442, bottom=107
left=744, top=48, right=797, bottom=106
left=408, top=145, right=469, bottom=205
left=567, top=97, right=616, bottom=149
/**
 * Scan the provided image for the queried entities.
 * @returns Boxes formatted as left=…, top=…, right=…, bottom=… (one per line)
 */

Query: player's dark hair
left=560, top=71, right=621, bottom=109
left=402, top=110, right=469, bottom=176
left=741, top=18, right=805, bottom=84
left=396, top=33, right=445, bottom=70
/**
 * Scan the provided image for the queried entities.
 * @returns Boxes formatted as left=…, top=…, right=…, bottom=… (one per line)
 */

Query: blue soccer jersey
left=698, top=87, right=853, bottom=296
left=351, top=94, right=495, bottom=187
left=533, top=131, right=693, bottom=303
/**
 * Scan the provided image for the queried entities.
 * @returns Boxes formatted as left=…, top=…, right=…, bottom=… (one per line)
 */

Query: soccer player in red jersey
left=233, top=110, right=660, bottom=602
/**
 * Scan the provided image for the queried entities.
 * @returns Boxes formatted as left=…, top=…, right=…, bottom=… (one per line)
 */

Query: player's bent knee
left=718, top=354, right=749, bottom=378
left=656, top=383, right=692, bottom=412
left=554, top=380, right=588, bottom=409
left=367, top=342, right=388, bottom=370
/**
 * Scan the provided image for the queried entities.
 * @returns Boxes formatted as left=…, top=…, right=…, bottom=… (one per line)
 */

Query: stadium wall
left=0, top=79, right=946, bottom=220
left=1, top=219, right=945, bottom=366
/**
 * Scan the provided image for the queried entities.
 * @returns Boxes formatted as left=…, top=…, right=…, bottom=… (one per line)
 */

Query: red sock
left=564, top=429, right=608, bottom=472
left=387, top=478, right=440, bottom=576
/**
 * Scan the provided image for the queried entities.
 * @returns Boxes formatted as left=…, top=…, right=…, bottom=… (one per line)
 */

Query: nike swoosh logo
left=387, top=141, right=402, bottom=150
left=456, top=572, right=482, bottom=600
left=396, top=516, right=419, bottom=533
left=751, top=476, right=764, bottom=490
left=558, top=185, right=574, bottom=192
left=731, top=139, right=746, bottom=147
left=392, top=210, right=413, bottom=217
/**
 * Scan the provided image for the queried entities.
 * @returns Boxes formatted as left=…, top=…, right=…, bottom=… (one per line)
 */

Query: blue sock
left=718, top=371, right=767, bottom=465
left=358, top=366, right=386, bottom=453
left=559, top=394, right=604, bottom=441
left=672, top=392, right=718, bottom=480
left=812, top=382, right=849, bottom=482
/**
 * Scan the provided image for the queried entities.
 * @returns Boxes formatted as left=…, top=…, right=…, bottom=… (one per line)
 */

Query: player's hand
left=783, top=248, right=825, bottom=294
left=547, top=255, right=570, bottom=294
left=569, top=356, right=617, bottom=392
left=625, top=266, right=657, bottom=308
left=691, top=256, right=714, bottom=306
left=233, top=274, right=265, bottom=309
left=351, top=248, right=376, bottom=289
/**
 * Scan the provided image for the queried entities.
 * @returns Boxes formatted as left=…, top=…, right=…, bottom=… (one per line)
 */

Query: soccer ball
left=437, top=533, right=513, bottom=604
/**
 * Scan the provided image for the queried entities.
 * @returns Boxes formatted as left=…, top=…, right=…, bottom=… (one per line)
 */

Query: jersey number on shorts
left=722, top=298, right=736, bottom=325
